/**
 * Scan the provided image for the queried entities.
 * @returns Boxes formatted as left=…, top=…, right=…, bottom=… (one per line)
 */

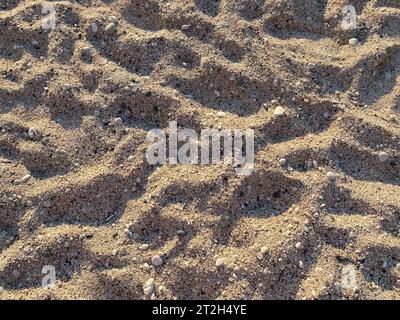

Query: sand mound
left=0, top=0, right=399, bottom=299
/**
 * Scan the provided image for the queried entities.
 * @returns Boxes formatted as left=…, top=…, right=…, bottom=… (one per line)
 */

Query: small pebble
left=260, top=246, right=268, bottom=255
left=105, top=22, right=116, bottom=34
left=299, top=261, right=304, bottom=269
left=215, top=258, right=226, bottom=268
left=151, top=255, right=163, bottom=266
left=20, top=174, right=32, bottom=184
left=295, top=242, right=302, bottom=249
left=28, top=128, right=37, bottom=140
left=273, top=106, right=285, bottom=117
left=181, top=24, right=190, bottom=31
left=81, top=47, right=92, bottom=56
left=124, top=228, right=133, bottom=238
left=217, top=111, right=226, bottom=118
left=91, top=22, right=98, bottom=33
left=114, top=117, right=123, bottom=126
left=349, top=38, right=358, bottom=46
left=143, top=278, right=155, bottom=296
left=279, top=158, right=287, bottom=166
left=378, top=151, right=389, bottom=162
left=327, top=171, right=336, bottom=181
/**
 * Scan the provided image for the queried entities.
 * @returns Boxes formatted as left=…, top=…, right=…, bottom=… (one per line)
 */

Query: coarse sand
left=0, top=0, right=399, bottom=300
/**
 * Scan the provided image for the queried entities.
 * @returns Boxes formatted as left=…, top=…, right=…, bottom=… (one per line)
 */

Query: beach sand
left=0, top=0, right=399, bottom=299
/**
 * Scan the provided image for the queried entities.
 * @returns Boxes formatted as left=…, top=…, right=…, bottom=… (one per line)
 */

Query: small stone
left=217, top=111, right=226, bottom=118
left=105, top=22, right=116, bottom=34
left=273, top=79, right=279, bottom=87
left=114, top=117, right=123, bottom=126
left=20, top=174, right=32, bottom=184
left=151, top=255, right=163, bottom=266
left=295, top=242, right=302, bottom=249
left=260, top=246, right=268, bottom=255
left=279, top=158, right=286, bottom=166
left=349, top=38, right=358, bottom=46
left=12, top=269, right=20, bottom=278
left=91, top=22, right=98, bottom=33
left=273, top=106, right=285, bottom=117
left=327, top=171, right=336, bottom=181
left=215, top=258, right=226, bottom=267
left=143, top=278, right=155, bottom=296
left=181, top=24, right=190, bottom=31
left=214, top=90, right=221, bottom=97
left=124, top=228, right=133, bottom=238
left=139, top=244, right=150, bottom=250
left=378, top=151, right=389, bottom=162
left=299, top=260, right=304, bottom=269
left=81, top=47, right=92, bottom=58
left=28, top=128, right=37, bottom=140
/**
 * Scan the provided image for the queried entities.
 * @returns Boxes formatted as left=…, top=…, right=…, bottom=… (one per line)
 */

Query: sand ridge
left=0, top=0, right=399, bottom=299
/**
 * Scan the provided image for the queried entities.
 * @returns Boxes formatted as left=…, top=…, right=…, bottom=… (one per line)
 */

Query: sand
left=0, top=0, right=399, bottom=300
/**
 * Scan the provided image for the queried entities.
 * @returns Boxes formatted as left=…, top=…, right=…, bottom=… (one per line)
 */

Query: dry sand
left=0, top=0, right=399, bottom=300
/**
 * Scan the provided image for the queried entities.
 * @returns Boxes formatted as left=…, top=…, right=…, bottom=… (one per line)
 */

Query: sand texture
left=0, top=0, right=400, bottom=300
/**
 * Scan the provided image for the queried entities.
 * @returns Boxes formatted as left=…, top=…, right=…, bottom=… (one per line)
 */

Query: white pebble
left=181, top=24, right=190, bottom=31
left=260, top=246, right=268, bottom=255
left=215, top=258, right=226, bottom=267
left=105, top=22, right=116, bottom=34
left=349, top=38, right=358, bottom=46
left=28, top=128, right=36, bottom=139
left=21, top=174, right=32, bottom=184
left=114, top=117, right=123, bottom=126
left=143, top=278, right=155, bottom=296
left=273, top=106, right=285, bottom=117
left=295, top=242, right=302, bottom=249
left=109, top=16, right=118, bottom=23
left=279, top=158, right=287, bottom=166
